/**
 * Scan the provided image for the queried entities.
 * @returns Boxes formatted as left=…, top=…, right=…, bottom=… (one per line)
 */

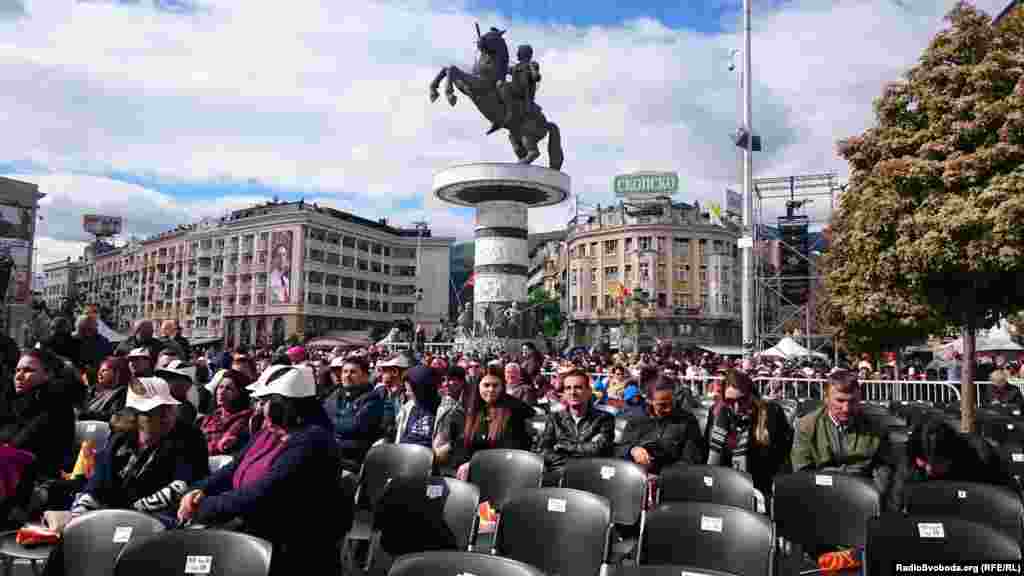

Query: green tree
left=832, top=2, right=1024, bottom=432
left=528, top=286, right=563, bottom=338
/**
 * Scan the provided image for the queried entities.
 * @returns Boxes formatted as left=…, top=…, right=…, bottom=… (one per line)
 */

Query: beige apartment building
left=46, top=200, right=453, bottom=349
left=566, top=198, right=741, bottom=350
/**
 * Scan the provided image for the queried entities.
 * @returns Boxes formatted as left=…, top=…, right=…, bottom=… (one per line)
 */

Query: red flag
left=464, top=273, right=475, bottom=288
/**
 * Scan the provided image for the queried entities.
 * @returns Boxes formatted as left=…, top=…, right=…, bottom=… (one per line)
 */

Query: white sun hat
left=154, top=359, right=196, bottom=383
left=126, top=377, right=181, bottom=412
left=252, top=365, right=316, bottom=399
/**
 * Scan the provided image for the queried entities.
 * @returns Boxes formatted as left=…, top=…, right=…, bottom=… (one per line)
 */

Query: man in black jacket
left=620, top=376, right=703, bottom=474
left=539, top=369, right=614, bottom=486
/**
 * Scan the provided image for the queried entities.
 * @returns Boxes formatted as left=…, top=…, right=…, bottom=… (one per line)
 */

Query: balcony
left=210, top=287, right=222, bottom=297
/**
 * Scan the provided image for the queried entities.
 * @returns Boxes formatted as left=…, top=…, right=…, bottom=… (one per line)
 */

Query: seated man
left=792, top=369, right=896, bottom=510
left=42, top=377, right=210, bottom=537
left=539, top=369, right=614, bottom=486
left=620, top=375, right=703, bottom=474
left=322, top=355, right=395, bottom=471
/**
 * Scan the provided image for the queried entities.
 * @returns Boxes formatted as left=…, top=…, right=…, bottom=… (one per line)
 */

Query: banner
left=270, top=230, right=293, bottom=304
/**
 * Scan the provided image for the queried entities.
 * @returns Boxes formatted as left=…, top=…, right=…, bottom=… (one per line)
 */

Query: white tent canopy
left=757, top=336, right=828, bottom=360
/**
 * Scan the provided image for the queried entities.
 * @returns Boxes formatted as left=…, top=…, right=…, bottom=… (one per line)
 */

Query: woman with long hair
left=451, top=366, right=531, bottom=480
left=199, top=369, right=254, bottom=456
left=395, top=365, right=441, bottom=448
left=78, top=355, right=130, bottom=422
left=707, top=368, right=793, bottom=499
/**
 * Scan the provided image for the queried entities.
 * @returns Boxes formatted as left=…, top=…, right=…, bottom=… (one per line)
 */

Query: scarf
left=233, top=425, right=289, bottom=490
left=708, top=402, right=753, bottom=473
left=202, top=407, right=255, bottom=456
left=87, top=386, right=124, bottom=416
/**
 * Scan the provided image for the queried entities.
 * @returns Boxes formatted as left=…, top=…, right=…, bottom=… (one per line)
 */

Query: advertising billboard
left=83, top=215, right=123, bottom=237
left=269, top=230, right=293, bottom=304
left=614, top=172, right=679, bottom=199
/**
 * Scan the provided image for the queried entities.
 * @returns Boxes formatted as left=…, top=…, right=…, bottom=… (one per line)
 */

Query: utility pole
left=413, top=220, right=428, bottom=336
left=740, top=0, right=755, bottom=359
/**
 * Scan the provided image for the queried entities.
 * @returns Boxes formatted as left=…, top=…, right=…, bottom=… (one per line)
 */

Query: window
left=341, top=296, right=353, bottom=308
left=256, top=294, right=265, bottom=305
left=604, top=266, right=618, bottom=281
left=624, top=265, right=633, bottom=283
left=604, top=240, right=617, bottom=255
left=308, top=271, right=323, bottom=285
left=326, top=294, right=339, bottom=306
left=369, top=281, right=380, bottom=293
left=341, top=276, right=354, bottom=289
left=382, top=246, right=391, bottom=257
left=657, top=264, right=667, bottom=288
left=675, top=265, right=690, bottom=283
left=309, top=249, right=324, bottom=263
left=590, top=295, right=597, bottom=310
left=396, top=265, right=416, bottom=277
left=570, top=270, right=577, bottom=286
left=357, top=259, right=369, bottom=271
left=358, top=240, right=369, bottom=252
left=393, top=302, right=415, bottom=314
left=342, top=237, right=356, bottom=249
left=639, top=263, right=650, bottom=288
left=590, top=268, right=598, bottom=287
left=639, top=237, right=652, bottom=251
left=257, top=273, right=267, bottom=284
left=342, top=255, right=354, bottom=268
left=604, top=295, right=614, bottom=309
left=382, top=284, right=390, bottom=295
left=355, top=279, right=367, bottom=291
left=657, top=293, right=667, bottom=308
left=326, top=252, right=340, bottom=265
left=382, top=264, right=391, bottom=275
left=371, top=243, right=382, bottom=255
left=371, top=261, right=381, bottom=273
left=307, top=292, right=323, bottom=305
left=326, top=274, right=340, bottom=287
left=590, top=242, right=598, bottom=258
left=326, top=232, right=340, bottom=245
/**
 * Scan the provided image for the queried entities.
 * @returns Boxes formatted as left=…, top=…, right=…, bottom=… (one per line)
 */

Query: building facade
left=42, top=200, right=454, bottom=348
left=566, top=197, right=742, bottom=350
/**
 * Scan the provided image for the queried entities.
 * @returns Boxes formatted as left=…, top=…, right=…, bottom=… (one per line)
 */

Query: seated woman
left=395, top=365, right=441, bottom=448
left=177, top=365, right=342, bottom=576
left=78, top=355, right=130, bottom=422
left=199, top=369, right=254, bottom=456
left=439, top=366, right=531, bottom=480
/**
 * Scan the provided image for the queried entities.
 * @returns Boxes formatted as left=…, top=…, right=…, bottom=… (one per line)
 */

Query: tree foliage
left=829, top=2, right=1024, bottom=429
left=528, top=286, right=563, bottom=338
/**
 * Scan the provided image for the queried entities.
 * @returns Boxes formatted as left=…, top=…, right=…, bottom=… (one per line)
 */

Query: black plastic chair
left=773, top=471, right=880, bottom=551
left=1002, top=442, right=1024, bottom=483
left=467, top=449, right=544, bottom=511
left=562, top=458, right=647, bottom=562
left=355, top=443, right=435, bottom=510
left=658, top=464, right=758, bottom=512
left=387, top=551, right=544, bottom=576
left=63, top=509, right=166, bottom=576
left=367, top=476, right=480, bottom=572
left=904, top=481, right=1024, bottom=543
left=866, top=513, right=1021, bottom=576
left=608, top=567, right=736, bottom=576
left=641, top=502, right=772, bottom=576
left=113, top=529, right=272, bottom=576
left=75, top=420, right=111, bottom=451
left=495, top=487, right=612, bottom=576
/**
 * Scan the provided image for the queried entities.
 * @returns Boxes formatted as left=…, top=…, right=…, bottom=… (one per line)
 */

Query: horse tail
left=546, top=122, right=564, bottom=171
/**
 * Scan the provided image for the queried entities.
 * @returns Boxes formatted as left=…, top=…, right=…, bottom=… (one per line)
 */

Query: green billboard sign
left=614, top=171, right=679, bottom=198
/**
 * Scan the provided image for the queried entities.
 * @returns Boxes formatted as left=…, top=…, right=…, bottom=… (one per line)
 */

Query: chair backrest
left=495, top=487, right=611, bottom=576
left=373, top=476, right=480, bottom=552
left=1001, top=442, right=1024, bottom=480
left=75, top=420, right=111, bottom=451
left=114, top=529, right=273, bottom=576
left=358, top=443, right=434, bottom=509
left=640, top=502, right=772, bottom=576
left=866, top=513, right=1021, bottom=574
left=387, top=551, right=544, bottom=576
left=562, top=458, right=647, bottom=526
left=614, top=416, right=630, bottom=444
left=63, top=510, right=166, bottom=576
left=773, top=471, right=880, bottom=550
left=608, top=567, right=736, bottom=576
left=468, top=449, right=544, bottom=510
left=658, top=464, right=757, bottom=512
left=904, top=480, right=1024, bottom=543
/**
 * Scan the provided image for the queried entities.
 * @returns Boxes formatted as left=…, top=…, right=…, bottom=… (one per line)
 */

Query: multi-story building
left=42, top=200, right=454, bottom=348
left=565, top=197, right=742, bottom=350
left=42, top=257, right=81, bottom=312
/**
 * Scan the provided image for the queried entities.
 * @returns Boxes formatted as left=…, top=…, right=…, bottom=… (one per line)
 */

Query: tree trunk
left=960, top=320, right=977, bottom=434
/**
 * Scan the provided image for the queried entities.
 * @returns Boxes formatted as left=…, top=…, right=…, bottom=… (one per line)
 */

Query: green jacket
left=792, top=406, right=887, bottom=477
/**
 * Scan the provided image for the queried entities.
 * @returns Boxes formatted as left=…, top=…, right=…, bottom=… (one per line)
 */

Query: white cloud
left=0, top=0, right=1011, bottom=263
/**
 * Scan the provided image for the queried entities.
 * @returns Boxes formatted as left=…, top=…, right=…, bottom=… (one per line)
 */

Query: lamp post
left=740, top=0, right=755, bottom=359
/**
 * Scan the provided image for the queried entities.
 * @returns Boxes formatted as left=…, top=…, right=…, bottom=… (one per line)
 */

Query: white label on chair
left=184, top=555, right=213, bottom=575
left=426, top=484, right=444, bottom=499
left=86, top=423, right=97, bottom=433
left=112, top=526, right=132, bottom=543
left=1010, top=424, right=1016, bottom=430
left=600, top=466, right=616, bottom=480
left=917, top=522, right=945, bottom=539
left=547, top=498, right=567, bottom=513
left=815, top=474, right=833, bottom=487
left=700, top=516, right=723, bottom=533
left=1015, top=410, right=1021, bottom=417
left=506, top=454, right=513, bottom=460
left=957, top=489, right=967, bottom=499
left=703, top=476, right=714, bottom=487
left=1014, top=453, right=1024, bottom=463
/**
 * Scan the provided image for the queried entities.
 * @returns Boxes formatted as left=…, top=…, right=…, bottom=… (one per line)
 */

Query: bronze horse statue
left=429, top=26, right=564, bottom=170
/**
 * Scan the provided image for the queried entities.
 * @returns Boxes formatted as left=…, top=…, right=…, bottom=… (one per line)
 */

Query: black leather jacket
left=619, top=409, right=703, bottom=474
left=539, top=403, right=614, bottom=470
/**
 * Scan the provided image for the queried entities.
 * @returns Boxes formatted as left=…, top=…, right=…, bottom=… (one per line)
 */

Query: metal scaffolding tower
left=753, top=172, right=842, bottom=361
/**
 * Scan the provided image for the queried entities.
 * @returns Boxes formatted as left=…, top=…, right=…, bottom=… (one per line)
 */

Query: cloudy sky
left=0, top=0, right=1011, bottom=267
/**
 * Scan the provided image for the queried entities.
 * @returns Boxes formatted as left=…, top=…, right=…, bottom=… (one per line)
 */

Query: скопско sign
left=614, top=172, right=679, bottom=198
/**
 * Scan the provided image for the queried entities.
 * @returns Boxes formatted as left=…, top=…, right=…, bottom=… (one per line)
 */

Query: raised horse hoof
left=486, top=124, right=502, bottom=135
left=447, top=93, right=457, bottom=106
left=519, top=151, right=540, bottom=164
left=429, top=90, right=439, bottom=103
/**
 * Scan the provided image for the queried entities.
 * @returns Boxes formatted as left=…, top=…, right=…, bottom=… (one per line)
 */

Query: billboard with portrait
left=269, top=230, right=293, bottom=304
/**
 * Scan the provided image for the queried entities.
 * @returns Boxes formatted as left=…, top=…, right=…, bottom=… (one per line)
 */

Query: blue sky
left=0, top=0, right=1010, bottom=265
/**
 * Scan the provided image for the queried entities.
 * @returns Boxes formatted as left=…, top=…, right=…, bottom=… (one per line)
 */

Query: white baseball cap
left=155, top=360, right=196, bottom=383
left=205, top=369, right=227, bottom=393
left=252, top=365, right=316, bottom=399
left=247, top=364, right=293, bottom=393
left=127, top=347, right=151, bottom=359
left=126, top=377, right=181, bottom=412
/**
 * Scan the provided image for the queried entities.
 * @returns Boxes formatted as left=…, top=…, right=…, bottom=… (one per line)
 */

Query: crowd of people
left=0, top=315, right=1018, bottom=575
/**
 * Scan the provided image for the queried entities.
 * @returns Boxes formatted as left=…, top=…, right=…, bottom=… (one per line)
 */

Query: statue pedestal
left=434, top=163, right=570, bottom=338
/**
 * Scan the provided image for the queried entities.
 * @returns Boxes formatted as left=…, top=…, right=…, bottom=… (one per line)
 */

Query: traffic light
left=731, top=128, right=763, bottom=152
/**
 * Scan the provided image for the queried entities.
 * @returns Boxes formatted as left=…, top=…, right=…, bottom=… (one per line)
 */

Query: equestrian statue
left=430, top=24, right=564, bottom=170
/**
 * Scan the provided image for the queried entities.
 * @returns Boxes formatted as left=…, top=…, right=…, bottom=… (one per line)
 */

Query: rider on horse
left=488, top=44, right=541, bottom=135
